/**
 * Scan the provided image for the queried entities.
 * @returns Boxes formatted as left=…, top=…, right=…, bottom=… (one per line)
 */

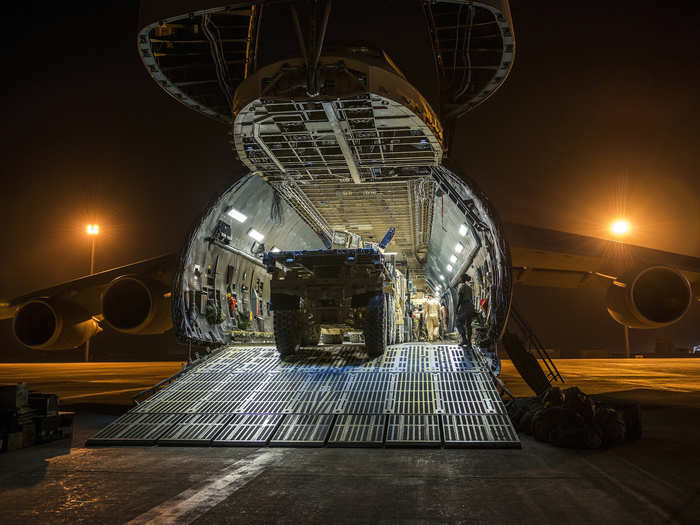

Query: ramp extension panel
left=88, top=344, right=519, bottom=448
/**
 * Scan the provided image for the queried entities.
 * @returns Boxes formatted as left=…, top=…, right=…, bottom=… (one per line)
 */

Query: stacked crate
left=0, top=383, right=73, bottom=452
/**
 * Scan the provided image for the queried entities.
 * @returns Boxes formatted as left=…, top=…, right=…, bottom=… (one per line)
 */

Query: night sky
left=1, top=1, right=698, bottom=358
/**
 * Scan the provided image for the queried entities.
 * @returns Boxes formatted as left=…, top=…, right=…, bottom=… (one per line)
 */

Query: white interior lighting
left=271, top=246, right=281, bottom=253
left=459, top=224, right=468, bottom=236
left=248, top=228, right=264, bottom=242
left=439, top=274, right=445, bottom=281
left=455, top=242, right=464, bottom=254
left=450, top=254, right=457, bottom=264
left=227, top=208, right=247, bottom=223
left=446, top=264, right=453, bottom=272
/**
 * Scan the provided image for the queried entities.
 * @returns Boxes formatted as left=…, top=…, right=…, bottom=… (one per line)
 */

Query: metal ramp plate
left=436, top=372, right=503, bottom=415
left=442, top=414, right=519, bottom=448
left=213, top=414, right=283, bottom=446
left=88, top=413, right=183, bottom=445
left=158, top=414, right=232, bottom=445
left=269, top=414, right=334, bottom=447
left=328, top=415, right=386, bottom=447
left=386, top=415, right=441, bottom=446
left=89, top=344, right=520, bottom=448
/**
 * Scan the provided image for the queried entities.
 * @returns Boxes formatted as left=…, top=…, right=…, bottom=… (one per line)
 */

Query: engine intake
left=102, top=277, right=172, bottom=335
left=606, top=266, right=693, bottom=328
left=13, top=299, right=99, bottom=350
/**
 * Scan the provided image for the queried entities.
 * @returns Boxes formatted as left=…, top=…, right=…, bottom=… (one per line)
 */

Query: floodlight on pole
left=85, top=223, right=99, bottom=362
left=86, top=224, right=99, bottom=274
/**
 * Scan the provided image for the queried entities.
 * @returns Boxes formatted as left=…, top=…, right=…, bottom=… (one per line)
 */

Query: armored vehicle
left=263, top=229, right=403, bottom=357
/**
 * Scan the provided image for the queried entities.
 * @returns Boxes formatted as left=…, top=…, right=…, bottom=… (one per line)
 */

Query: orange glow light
left=86, top=224, right=100, bottom=235
left=610, top=219, right=629, bottom=236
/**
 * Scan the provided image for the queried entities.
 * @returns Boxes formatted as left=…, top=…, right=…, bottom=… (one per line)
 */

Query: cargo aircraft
left=2, top=0, right=698, bottom=365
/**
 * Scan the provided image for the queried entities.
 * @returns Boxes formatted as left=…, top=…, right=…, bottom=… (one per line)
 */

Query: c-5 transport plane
left=2, top=0, right=698, bottom=363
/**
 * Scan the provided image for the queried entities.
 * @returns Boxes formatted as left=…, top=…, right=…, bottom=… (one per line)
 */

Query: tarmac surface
left=2, top=357, right=700, bottom=524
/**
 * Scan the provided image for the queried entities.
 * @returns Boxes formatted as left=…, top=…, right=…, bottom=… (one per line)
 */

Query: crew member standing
left=425, top=295, right=440, bottom=342
left=412, top=306, right=420, bottom=341
left=456, top=273, right=475, bottom=347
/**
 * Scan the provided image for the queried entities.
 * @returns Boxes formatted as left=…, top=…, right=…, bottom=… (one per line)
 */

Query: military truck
left=263, top=229, right=403, bottom=358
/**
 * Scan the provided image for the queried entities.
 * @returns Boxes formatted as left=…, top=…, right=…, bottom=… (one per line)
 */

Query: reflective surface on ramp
left=88, top=344, right=519, bottom=448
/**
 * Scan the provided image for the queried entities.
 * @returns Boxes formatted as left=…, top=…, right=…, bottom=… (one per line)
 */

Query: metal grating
left=442, top=414, right=519, bottom=448
left=158, top=414, right=232, bottom=445
left=214, top=414, right=283, bottom=446
left=335, top=373, right=393, bottom=414
left=88, top=344, right=519, bottom=448
left=269, top=414, right=335, bottom=447
left=89, top=413, right=183, bottom=445
left=391, top=372, right=436, bottom=414
left=386, top=415, right=441, bottom=446
left=328, top=415, right=386, bottom=447
left=436, top=372, right=503, bottom=415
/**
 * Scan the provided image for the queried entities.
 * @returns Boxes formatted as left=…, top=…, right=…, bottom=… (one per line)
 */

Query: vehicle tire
left=274, top=309, right=301, bottom=357
left=364, top=293, right=387, bottom=358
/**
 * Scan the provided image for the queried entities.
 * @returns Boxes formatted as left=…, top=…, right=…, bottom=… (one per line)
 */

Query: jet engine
left=12, top=299, right=100, bottom=350
left=101, top=276, right=172, bottom=335
left=606, top=266, right=693, bottom=328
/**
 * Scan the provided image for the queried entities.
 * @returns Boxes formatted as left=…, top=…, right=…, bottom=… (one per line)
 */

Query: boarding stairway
left=503, top=306, right=564, bottom=396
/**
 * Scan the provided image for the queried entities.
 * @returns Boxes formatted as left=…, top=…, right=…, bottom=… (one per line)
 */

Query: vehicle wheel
left=301, top=321, right=320, bottom=346
left=364, top=293, right=387, bottom=358
left=274, top=309, right=301, bottom=357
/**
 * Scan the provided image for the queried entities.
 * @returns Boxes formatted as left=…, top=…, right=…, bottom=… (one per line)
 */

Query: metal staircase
left=503, top=305, right=564, bottom=396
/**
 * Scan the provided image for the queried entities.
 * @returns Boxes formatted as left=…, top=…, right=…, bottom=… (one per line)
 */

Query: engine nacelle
left=606, top=266, right=693, bottom=329
left=101, top=276, right=172, bottom=335
left=13, top=299, right=100, bottom=350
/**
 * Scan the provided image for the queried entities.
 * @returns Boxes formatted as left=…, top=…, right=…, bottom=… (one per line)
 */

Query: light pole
left=85, top=224, right=99, bottom=362
left=610, top=219, right=631, bottom=357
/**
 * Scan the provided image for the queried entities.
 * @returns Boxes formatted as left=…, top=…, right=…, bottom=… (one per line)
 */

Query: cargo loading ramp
left=88, top=344, right=519, bottom=448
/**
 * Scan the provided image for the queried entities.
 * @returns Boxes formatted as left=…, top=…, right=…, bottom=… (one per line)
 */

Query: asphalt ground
left=1, top=357, right=700, bottom=524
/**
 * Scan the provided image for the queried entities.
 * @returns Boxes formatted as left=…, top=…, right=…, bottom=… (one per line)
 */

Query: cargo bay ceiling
left=138, top=0, right=515, bottom=340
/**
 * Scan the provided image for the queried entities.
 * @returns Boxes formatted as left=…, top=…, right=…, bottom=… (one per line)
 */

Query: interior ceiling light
left=227, top=208, right=247, bottom=223
left=446, top=264, right=453, bottom=272
left=455, top=242, right=464, bottom=254
left=439, top=275, right=445, bottom=281
left=271, top=246, right=281, bottom=253
left=248, top=228, right=264, bottom=242
left=459, top=224, right=468, bottom=236
left=450, top=254, right=457, bottom=264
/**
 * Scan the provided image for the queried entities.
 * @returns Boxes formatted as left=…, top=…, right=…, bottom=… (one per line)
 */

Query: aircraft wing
left=504, top=222, right=700, bottom=290
left=504, top=222, right=699, bottom=329
left=0, top=253, right=177, bottom=321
